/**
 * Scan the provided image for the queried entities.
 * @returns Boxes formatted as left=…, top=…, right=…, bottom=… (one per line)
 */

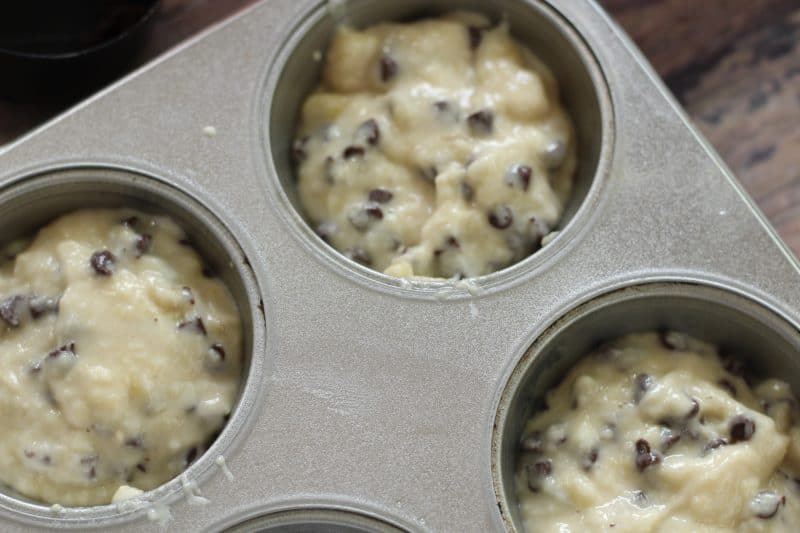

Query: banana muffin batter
left=0, top=209, right=242, bottom=506
left=516, top=332, right=800, bottom=532
left=293, top=12, right=576, bottom=278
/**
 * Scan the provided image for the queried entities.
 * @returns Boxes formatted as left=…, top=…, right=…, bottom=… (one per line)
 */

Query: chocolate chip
left=343, top=145, right=365, bottom=159
left=178, top=237, right=192, bottom=247
left=80, top=455, right=98, bottom=465
left=292, top=136, right=309, bottom=164
left=358, top=119, right=380, bottom=146
left=729, top=415, right=756, bottom=443
left=29, top=295, right=58, bottom=318
left=185, top=446, right=198, bottom=465
left=134, top=234, right=152, bottom=257
left=519, top=432, right=543, bottom=454
left=178, top=316, right=207, bottom=336
left=345, top=247, right=372, bottom=267
left=661, top=429, right=681, bottom=451
left=348, top=203, right=382, bottom=230
left=24, top=450, right=35, bottom=459
left=467, top=109, right=494, bottom=136
left=468, top=26, right=483, bottom=49
left=368, top=188, right=393, bottom=203
left=718, top=378, right=737, bottom=397
left=380, top=54, right=398, bottom=82
left=488, top=205, right=513, bottom=229
left=315, top=220, right=337, bottom=242
left=123, top=216, right=139, bottom=227
left=446, top=236, right=460, bottom=249
left=634, top=373, right=654, bottom=403
left=181, top=286, right=195, bottom=305
left=752, top=490, right=785, bottom=519
left=687, top=398, right=700, bottom=418
left=635, top=439, right=661, bottom=472
left=632, top=490, right=649, bottom=508
left=364, top=204, right=383, bottom=220
left=506, top=164, right=532, bottom=190
left=433, top=100, right=459, bottom=123
left=434, top=100, right=450, bottom=112
left=534, top=460, right=552, bottom=476
left=42, top=455, right=51, bottom=465
left=324, top=155, right=336, bottom=185
left=721, top=353, right=745, bottom=376
left=703, top=437, right=728, bottom=454
left=125, top=437, right=143, bottom=448
left=88, top=466, right=96, bottom=479
left=90, top=250, right=116, bottom=276
left=209, top=342, right=225, bottom=361
left=136, top=462, right=147, bottom=473
left=0, top=295, right=25, bottom=327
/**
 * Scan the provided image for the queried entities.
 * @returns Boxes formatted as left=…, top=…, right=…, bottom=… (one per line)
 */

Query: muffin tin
left=0, top=0, right=799, bottom=531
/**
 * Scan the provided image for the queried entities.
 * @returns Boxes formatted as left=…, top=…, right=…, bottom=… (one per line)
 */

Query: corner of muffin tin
left=0, top=0, right=799, bottom=531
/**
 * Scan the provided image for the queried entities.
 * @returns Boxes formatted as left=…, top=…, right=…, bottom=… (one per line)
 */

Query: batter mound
left=0, top=209, right=242, bottom=506
left=515, top=332, right=800, bottom=532
left=293, top=12, right=576, bottom=278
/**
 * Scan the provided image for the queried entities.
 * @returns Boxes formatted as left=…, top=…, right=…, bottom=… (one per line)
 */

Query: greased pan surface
left=0, top=0, right=799, bottom=531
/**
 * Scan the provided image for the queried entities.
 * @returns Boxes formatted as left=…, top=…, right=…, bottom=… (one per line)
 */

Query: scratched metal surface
left=0, top=0, right=799, bottom=531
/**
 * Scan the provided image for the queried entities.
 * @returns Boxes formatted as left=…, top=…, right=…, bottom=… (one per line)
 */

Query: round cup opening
left=492, top=282, right=800, bottom=531
left=0, top=167, right=263, bottom=527
left=265, top=0, right=612, bottom=291
left=224, top=508, right=408, bottom=533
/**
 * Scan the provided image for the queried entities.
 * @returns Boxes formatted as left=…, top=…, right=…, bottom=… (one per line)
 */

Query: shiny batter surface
left=293, top=12, right=576, bottom=278
left=0, top=209, right=242, bottom=506
left=516, top=332, right=800, bottom=532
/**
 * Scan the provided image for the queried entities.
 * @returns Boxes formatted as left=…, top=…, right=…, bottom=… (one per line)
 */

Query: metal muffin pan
left=0, top=0, right=799, bottom=531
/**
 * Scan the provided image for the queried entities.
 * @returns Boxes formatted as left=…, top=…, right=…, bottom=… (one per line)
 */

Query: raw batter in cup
left=515, top=332, right=800, bottom=532
left=0, top=209, right=242, bottom=506
left=293, top=12, right=575, bottom=278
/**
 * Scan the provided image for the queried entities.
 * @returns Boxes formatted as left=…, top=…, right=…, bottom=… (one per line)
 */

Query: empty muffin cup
left=264, top=0, right=612, bottom=286
left=492, top=282, right=800, bottom=531
left=0, top=166, right=264, bottom=528
left=223, top=507, right=408, bottom=533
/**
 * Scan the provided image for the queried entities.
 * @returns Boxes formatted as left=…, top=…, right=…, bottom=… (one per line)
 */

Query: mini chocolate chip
left=506, top=164, right=532, bottom=190
left=292, top=136, right=309, bottom=164
left=368, top=188, right=393, bottom=203
left=582, top=448, right=599, bottom=471
left=29, top=295, right=58, bottom=318
left=729, top=415, right=756, bottom=443
left=316, top=220, right=337, bottom=242
left=186, top=446, right=198, bottom=465
left=534, top=460, right=552, bottom=476
left=687, top=398, right=700, bottom=418
left=345, top=248, right=372, bottom=267
left=718, top=378, right=737, bottom=397
left=343, top=145, right=365, bottom=159
left=380, top=54, right=398, bottom=82
left=467, top=109, right=494, bottom=136
left=468, top=25, right=483, bottom=49
left=80, top=455, right=98, bottom=465
left=721, top=353, right=745, bottom=376
left=125, top=437, right=143, bottom=448
left=358, top=119, right=380, bottom=146
left=635, top=439, right=661, bottom=472
left=446, top=236, right=460, bottom=249
left=526, top=459, right=552, bottom=491
left=42, top=455, right=51, bottom=465
left=634, top=373, right=654, bottom=403
left=519, top=432, right=543, bottom=454
left=434, top=100, right=450, bottom=112
left=88, top=466, right=96, bottom=479
left=662, top=430, right=681, bottom=451
left=136, top=463, right=147, bottom=473
left=0, top=295, right=25, bottom=327
left=90, top=250, right=116, bottom=276
left=488, top=205, right=513, bottom=229
left=178, top=316, right=207, bottom=336
left=703, top=437, right=728, bottom=454
left=48, top=342, right=76, bottom=359
left=209, top=343, right=225, bottom=361
left=134, top=234, right=152, bottom=257
left=752, top=490, right=785, bottom=519
left=181, top=286, right=195, bottom=305
left=24, top=450, right=35, bottom=459
left=632, top=490, right=649, bottom=508
left=324, top=155, right=336, bottom=184
left=178, top=237, right=192, bottom=247
left=364, top=204, right=383, bottom=220
left=123, top=216, right=139, bottom=227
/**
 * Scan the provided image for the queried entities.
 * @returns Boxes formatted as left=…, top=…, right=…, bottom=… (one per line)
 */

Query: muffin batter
left=516, top=332, right=800, bottom=532
left=293, top=12, right=575, bottom=278
left=0, top=209, right=242, bottom=506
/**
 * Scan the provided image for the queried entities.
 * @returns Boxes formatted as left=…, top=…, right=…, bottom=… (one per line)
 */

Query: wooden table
left=1, top=0, right=798, bottom=255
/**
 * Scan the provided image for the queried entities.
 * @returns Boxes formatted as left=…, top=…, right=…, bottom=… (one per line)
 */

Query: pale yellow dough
left=294, top=12, right=575, bottom=278
left=0, top=209, right=242, bottom=506
left=516, top=332, right=800, bottom=532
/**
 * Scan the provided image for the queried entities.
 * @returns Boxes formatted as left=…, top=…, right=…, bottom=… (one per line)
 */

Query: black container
left=0, top=0, right=160, bottom=102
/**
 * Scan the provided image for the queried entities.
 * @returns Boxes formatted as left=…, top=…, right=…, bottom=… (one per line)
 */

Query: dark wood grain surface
left=1, top=0, right=798, bottom=255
